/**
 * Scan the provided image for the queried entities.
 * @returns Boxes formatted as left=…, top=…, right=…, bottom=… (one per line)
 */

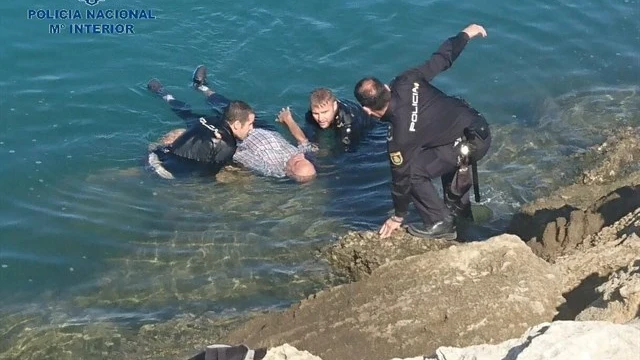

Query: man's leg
left=450, top=114, right=492, bottom=218
left=444, top=167, right=474, bottom=222
left=191, top=65, right=231, bottom=115
left=147, top=78, right=208, bottom=128
left=407, top=145, right=459, bottom=239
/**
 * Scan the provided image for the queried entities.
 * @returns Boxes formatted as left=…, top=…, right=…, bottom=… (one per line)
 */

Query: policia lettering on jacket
left=354, top=23, right=492, bottom=240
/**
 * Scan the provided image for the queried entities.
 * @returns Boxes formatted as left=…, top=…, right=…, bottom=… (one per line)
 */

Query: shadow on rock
left=553, top=272, right=610, bottom=321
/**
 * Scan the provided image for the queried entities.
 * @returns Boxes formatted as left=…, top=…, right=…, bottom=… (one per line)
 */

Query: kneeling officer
left=354, top=23, right=492, bottom=240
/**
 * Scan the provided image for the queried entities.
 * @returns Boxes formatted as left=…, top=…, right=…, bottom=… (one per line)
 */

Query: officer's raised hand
left=461, top=24, right=487, bottom=39
left=379, top=216, right=403, bottom=238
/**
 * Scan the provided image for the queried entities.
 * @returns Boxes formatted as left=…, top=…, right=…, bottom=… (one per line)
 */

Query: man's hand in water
left=461, top=24, right=487, bottom=39
left=276, top=107, right=295, bottom=124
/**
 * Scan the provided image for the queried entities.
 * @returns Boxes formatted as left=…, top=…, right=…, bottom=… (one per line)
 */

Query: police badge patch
left=390, top=151, right=403, bottom=165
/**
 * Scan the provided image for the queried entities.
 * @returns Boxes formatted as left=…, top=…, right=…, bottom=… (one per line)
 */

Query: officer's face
left=310, top=101, right=337, bottom=129
left=232, top=113, right=255, bottom=140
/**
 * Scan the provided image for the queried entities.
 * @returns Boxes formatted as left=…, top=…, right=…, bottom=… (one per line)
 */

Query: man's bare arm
left=276, top=107, right=310, bottom=146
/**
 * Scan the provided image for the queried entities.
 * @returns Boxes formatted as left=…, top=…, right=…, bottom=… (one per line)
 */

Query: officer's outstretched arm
left=405, top=23, right=487, bottom=82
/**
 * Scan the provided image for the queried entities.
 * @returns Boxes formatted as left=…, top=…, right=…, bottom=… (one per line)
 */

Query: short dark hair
left=223, top=100, right=254, bottom=124
left=354, top=77, right=390, bottom=111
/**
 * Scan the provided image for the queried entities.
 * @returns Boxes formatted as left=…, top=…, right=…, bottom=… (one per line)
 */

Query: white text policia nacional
left=28, top=9, right=155, bottom=20
left=28, top=9, right=155, bottom=34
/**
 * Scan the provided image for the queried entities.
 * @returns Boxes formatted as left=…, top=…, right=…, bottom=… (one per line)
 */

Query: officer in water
left=147, top=75, right=255, bottom=179
left=279, top=87, right=374, bottom=152
left=353, top=23, right=492, bottom=240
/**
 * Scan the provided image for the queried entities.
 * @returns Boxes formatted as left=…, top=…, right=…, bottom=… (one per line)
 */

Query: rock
left=575, top=259, right=640, bottom=323
left=552, top=208, right=640, bottom=320
left=508, top=177, right=640, bottom=262
left=417, top=320, right=640, bottom=360
left=322, top=230, right=454, bottom=282
left=506, top=127, right=640, bottom=262
left=225, top=235, right=564, bottom=360
left=263, top=344, right=322, bottom=360
left=578, top=127, right=640, bottom=185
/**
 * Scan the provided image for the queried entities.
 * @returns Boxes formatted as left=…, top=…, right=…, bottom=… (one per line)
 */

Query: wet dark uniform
left=304, top=99, right=374, bottom=152
left=151, top=93, right=237, bottom=178
left=385, top=32, right=491, bottom=224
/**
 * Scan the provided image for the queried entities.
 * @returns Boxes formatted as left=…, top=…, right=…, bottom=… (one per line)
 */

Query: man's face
left=310, top=101, right=337, bottom=129
left=231, top=113, right=255, bottom=140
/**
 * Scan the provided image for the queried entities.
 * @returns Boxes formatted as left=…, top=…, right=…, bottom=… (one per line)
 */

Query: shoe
left=147, top=78, right=165, bottom=96
left=192, top=65, right=208, bottom=88
left=407, top=216, right=457, bottom=240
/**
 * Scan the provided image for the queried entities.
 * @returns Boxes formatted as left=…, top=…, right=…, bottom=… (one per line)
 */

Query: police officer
left=147, top=78, right=255, bottom=179
left=353, top=23, right=491, bottom=240
left=280, top=88, right=374, bottom=152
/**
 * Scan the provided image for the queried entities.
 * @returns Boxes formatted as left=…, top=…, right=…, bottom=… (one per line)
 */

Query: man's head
left=224, top=100, right=255, bottom=140
left=309, top=88, right=338, bottom=129
left=285, top=153, right=316, bottom=183
left=354, top=77, right=391, bottom=118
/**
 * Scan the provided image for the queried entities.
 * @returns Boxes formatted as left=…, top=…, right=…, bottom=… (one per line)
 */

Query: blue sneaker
left=192, top=65, right=208, bottom=88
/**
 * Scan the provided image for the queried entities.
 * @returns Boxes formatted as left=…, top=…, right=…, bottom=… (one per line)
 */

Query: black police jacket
left=386, top=31, right=482, bottom=217
left=167, top=116, right=237, bottom=176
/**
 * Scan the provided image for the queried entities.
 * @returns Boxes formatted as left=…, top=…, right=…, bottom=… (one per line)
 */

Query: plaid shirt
left=233, top=128, right=313, bottom=178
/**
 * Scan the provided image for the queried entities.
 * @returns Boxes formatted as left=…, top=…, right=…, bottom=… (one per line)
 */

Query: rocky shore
left=223, top=126, right=640, bottom=360
left=1, top=127, right=638, bottom=360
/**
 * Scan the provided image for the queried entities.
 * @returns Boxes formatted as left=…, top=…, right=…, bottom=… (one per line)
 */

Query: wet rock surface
left=322, top=230, right=455, bottom=282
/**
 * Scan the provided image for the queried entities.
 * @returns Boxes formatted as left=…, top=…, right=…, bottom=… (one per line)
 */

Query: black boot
left=192, top=64, right=208, bottom=88
left=444, top=191, right=474, bottom=223
left=147, top=78, right=166, bottom=96
left=407, top=216, right=457, bottom=240
left=449, top=200, right=474, bottom=222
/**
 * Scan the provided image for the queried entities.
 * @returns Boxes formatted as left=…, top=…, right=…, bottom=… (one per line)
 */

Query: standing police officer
left=354, top=23, right=491, bottom=240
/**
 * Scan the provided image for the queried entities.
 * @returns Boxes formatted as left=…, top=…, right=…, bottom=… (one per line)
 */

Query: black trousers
left=410, top=116, right=492, bottom=225
left=165, top=93, right=230, bottom=127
